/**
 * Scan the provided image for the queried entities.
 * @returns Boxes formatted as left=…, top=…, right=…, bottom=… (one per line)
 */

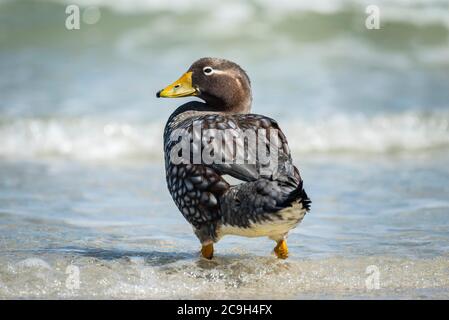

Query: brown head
left=156, top=58, right=252, bottom=114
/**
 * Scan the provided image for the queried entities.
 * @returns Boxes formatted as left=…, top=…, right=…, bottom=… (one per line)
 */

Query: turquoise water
left=0, top=0, right=449, bottom=299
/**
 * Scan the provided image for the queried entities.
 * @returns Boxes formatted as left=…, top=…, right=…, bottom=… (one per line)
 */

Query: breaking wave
left=55, top=0, right=449, bottom=29
left=1, top=110, right=448, bottom=161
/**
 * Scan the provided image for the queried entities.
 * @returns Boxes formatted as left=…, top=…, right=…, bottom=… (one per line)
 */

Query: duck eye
left=203, top=67, right=214, bottom=75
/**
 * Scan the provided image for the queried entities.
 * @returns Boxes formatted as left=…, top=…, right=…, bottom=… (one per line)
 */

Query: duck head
left=156, top=57, right=252, bottom=113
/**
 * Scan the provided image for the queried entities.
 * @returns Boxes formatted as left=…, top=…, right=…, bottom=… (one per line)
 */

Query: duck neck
left=202, top=91, right=252, bottom=114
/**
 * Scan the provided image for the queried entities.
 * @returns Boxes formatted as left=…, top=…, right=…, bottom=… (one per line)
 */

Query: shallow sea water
left=1, top=153, right=448, bottom=299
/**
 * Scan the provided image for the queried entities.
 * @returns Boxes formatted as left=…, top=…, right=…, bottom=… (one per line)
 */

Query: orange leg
left=201, top=243, right=214, bottom=259
left=273, top=239, right=289, bottom=259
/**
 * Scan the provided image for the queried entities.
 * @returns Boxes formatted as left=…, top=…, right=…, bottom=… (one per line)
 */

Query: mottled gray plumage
left=158, top=58, right=310, bottom=257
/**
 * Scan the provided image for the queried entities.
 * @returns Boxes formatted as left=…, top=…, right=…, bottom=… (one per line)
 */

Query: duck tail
left=278, top=164, right=311, bottom=212
left=283, top=179, right=311, bottom=212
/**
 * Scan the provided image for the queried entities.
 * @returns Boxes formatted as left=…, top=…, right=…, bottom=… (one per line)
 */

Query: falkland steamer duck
left=157, top=58, right=310, bottom=259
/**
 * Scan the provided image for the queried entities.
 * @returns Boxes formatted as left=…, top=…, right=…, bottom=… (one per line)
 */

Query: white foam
left=15, top=258, right=53, bottom=270
left=52, top=0, right=449, bottom=28
left=2, top=254, right=449, bottom=298
left=284, top=111, right=449, bottom=153
left=0, top=118, right=164, bottom=161
left=0, top=111, right=448, bottom=161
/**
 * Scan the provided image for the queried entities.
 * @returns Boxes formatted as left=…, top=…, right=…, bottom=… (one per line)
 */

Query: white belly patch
left=217, top=203, right=307, bottom=240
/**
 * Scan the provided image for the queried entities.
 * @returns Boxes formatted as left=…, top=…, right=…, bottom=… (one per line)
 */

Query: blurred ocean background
left=1, top=0, right=449, bottom=299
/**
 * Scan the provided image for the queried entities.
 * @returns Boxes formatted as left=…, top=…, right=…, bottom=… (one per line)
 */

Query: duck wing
left=189, top=113, right=310, bottom=229
left=189, top=113, right=300, bottom=185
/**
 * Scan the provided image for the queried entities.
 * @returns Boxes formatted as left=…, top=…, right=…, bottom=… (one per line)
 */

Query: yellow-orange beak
left=156, top=72, right=197, bottom=98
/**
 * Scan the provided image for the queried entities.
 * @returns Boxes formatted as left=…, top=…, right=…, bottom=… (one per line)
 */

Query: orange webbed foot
left=274, top=239, right=289, bottom=259
left=201, top=243, right=214, bottom=259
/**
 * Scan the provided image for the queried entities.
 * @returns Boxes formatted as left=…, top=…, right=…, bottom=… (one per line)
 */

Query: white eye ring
left=203, top=66, right=214, bottom=76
